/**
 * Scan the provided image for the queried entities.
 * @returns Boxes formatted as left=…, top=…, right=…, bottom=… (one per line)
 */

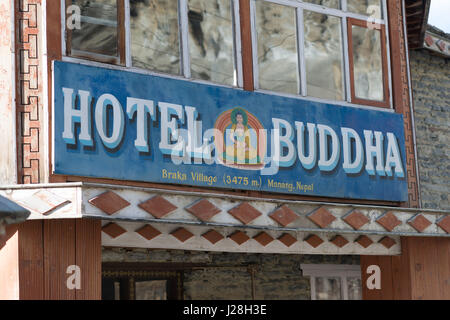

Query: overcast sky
left=428, top=0, right=450, bottom=32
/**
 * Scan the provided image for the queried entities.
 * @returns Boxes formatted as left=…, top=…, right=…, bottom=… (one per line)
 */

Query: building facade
left=410, top=25, right=450, bottom=211
left=0, top=0, right=449, bottom=300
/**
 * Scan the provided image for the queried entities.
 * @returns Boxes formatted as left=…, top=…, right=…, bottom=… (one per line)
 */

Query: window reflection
left=70, top=0, right=118, bottom=57
left=303, top=0, right=340, bottom=9
left=351, top=25, right=384, bottom=101
left=315, top=277, right=341, bottom=300
left=188, top=0, right=235, bottom=86
left=347, top=0, right=382, bottom=19
left=347, top=277, right=362, bottom=300
left=130, top=0, right=181, bottom=75
left=304, top=11, right=344, bottom=100
left=255, top=1, right=298, bottom=95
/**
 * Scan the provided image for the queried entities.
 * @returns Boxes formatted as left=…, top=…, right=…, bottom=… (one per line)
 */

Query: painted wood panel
left=43, top=219, right=76, bottom=300
left=0, top=225, right=19, bottom=299
left=18, top=220, right=44, bottom=299
left=362, top=237, right=450, bottom=300
left=390, top=237, right=412, bottom=300
left=239, top=0, right=254, bottom=91
left=75, top=219, right=101, bottom=299
left=435, top=238, right=450, bottom=299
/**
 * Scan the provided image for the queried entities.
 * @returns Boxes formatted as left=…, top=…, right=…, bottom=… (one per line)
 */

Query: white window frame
left=301, top=264, right=362, bottom=300
left=61, top=0, right=244, bottom=89
left=250, top=0, right=393, bottom=111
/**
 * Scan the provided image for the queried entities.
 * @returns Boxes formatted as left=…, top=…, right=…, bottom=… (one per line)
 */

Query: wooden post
left=239, top=0, right=254, bottom=91
left=0, top=225, right=20, bottom=299
left=0, top=219, right=101, bottom=300
left=361, top=237, right=450, bottom=300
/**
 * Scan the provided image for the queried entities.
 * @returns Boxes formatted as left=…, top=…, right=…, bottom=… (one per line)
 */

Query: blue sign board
left=53, top=61, right=408, bottom=201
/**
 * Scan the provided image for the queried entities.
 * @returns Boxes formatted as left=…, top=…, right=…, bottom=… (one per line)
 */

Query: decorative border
left=1, top=182, right=448, bottom=238
left=388, top=0, right=420, bottom=208
left=16, top=0, right=44, bottom=184
left=423, top=31, right=450, bottom=57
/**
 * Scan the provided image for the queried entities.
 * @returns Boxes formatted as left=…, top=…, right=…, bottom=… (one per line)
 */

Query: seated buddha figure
left=224, top=108, right=259, bottom=164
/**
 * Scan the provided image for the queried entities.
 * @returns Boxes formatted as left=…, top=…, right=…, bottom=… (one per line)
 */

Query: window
left=67, top=0, right=123, bottom=64
left=251, top=0, right=390, bottom=108
left=102, top=266, right=183, bottom=300
left=348, top=18, right=389, bottom=107
left=301, top=264, right=362, bottom=300
left=64, top=0, right=242, bottom=87
left=64, top=0, right=391, bottom=108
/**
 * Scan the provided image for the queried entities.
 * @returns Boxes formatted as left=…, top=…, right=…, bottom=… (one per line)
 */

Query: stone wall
left=102, top=247, right=360, bottom=300
left=410, top=49, right=450, bottom=210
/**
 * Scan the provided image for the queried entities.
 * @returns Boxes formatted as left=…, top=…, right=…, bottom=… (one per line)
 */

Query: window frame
left=102, top=266, right=184, bottom=300
left=347, top=17, right=390, bottom=108
left=62, top=0, right=244, bottom=89
left=64, top=0, right=126, bottom=65
left=250, top=0, right=393, bottom=110
left=300, top=264, right=362, bottom=300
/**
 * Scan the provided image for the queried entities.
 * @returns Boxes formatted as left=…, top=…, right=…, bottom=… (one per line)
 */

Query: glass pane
left=347, top=0, right=382, bottom=19
left=130, top=0, right=181, bottom=75
left=351, top=25, right=384, bottom=101
left=302, top=0, right=340, bottom=9
left=135, top=280, right=168, bottom=300
left=70, top=0, right=118, bottom=57
left=347, top=277, right=362, bottom=300
left=315, top=277, right=341, bottom=300
left=188, top=0, right=235, bottom=86
left=304, top=11, right=344, bottom=100
left=255, top=1, right=298, bottom=95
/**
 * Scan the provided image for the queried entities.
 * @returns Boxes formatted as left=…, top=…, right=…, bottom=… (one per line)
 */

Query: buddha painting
left=215, top=107, right=265, bottom=169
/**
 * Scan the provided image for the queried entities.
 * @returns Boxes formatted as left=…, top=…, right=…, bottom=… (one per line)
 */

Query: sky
left=428, top=0, right=450, bottom=33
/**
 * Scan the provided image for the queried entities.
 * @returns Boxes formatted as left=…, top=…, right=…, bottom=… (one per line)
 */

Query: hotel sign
left=53, top=61, right=408, bottom=201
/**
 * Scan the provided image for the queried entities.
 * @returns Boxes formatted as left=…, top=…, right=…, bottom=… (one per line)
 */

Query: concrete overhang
left=0, top=195, right=31, bottom=235
left=0, top=183, right=448, bottom=255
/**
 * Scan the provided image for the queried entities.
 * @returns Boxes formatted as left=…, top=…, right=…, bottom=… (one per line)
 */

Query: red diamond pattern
left=229, top=231, right=250, bottom=245
left=408, top=214, right=432, bottom=233
left=136, top=225, right=161, bottom=241
left=228, top=202, right=262, bottom=225
left=202, top=230, right=224, bottom=244
left=379, top=237, right=396, bottom=249
left=269, top=205, right=299, bottom=227
left=89, top=191, right=130, bottom=215
left=355, top=235, right=373, bottom=248
left=102, top=223, right=127, bottom=239
left=425, top=34, right=434, bottom=46
left=253, top=232, right=274, bottom=246
left=139, top=195, right=177, bottom=219
left=307, top=207, right=336, bottom=228
left=330, top=235, right=349, bottom=248
left=170, top=228, right=194, bottom=242
left=186, top=199, right=221, bottom=221
left=343, top=210, right=370, bottom=230
left=278, top=234, right=297, bottom=247
left=304, top=234, right=324, bottom=248
left=436, top=216, right=450, bottom=234
left=376, top=212, right=402, bottom=232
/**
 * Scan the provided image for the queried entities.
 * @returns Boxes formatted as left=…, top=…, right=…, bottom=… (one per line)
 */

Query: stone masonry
left=410, top=49, right=450, bottom=210
left=102, top=247, right=360, bottom=300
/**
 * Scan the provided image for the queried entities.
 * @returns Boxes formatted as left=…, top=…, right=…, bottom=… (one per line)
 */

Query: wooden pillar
left=0, top=225, right=20, bottom=299
left=239, top=0, right=254, bottom=91
left=387, top=0, right=420, bottom=208
left=0, top=219, right=101, bottom=300
left=361, top=237, right=450, bottom=300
